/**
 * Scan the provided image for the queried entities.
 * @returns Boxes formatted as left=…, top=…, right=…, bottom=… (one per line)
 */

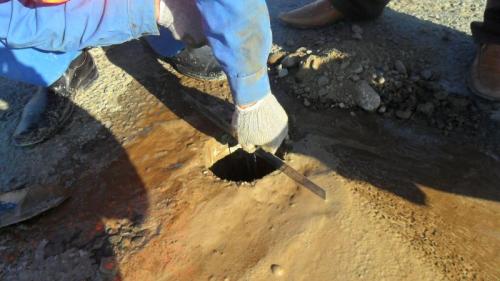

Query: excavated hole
left=209, top=149, right=277, bottom=182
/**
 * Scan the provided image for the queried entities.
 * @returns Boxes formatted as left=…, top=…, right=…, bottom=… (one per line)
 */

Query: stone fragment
left=396, top=109, right=413, bottom=119
left=420, top=69, right=433, bottom=80
left=282, top=54, right=300, bottom=68
left=351, top=63, right=363, bottom=74
left=268, top=52, right=286, bottom=65
left=417, top=102, right=435, bottom=116
left=352, top=24, right=363, bottom=34
left=317, top=76, right=330, bottom=87
left=394, top=60, right=407, bottom=75
left=355, top=81, right=381, bottom=112
left=276, top=65, right=288, bottom=78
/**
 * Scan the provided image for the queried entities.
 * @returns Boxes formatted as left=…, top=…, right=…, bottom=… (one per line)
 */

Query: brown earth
left=1, top=0, right=500, bottom=280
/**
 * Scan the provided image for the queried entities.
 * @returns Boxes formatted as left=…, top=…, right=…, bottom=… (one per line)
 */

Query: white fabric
left=158, top=0, right=206, bottom=47
left=232, top=93, right=289, bottom=154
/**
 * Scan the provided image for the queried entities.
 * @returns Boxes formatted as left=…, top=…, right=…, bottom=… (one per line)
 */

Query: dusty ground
left=1, top=0, right=500, bottom=280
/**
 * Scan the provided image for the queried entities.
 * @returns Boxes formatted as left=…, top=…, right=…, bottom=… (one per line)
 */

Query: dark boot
left=13, top=50, right=98, bottom=147
left=153, top=45, right=226, bottom=81
left=166, top=46, right=225, bottom=81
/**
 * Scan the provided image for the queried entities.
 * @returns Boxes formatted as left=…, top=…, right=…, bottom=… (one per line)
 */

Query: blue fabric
left=196, top=0, right=272, bottom=105
left=0, top=43, right=80, bottom=86
left=0, top=0, right=158, bottom=51
left=145, top=27, right=185, bottom=58
left=0, top=0, right=272, bottom=105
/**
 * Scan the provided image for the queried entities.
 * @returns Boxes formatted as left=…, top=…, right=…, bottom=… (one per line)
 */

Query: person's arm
left=195, top=0, right=272, bottom=107
left=2, top=0, right=158, bottom=51
left=195, top=0, right=288, bottom=154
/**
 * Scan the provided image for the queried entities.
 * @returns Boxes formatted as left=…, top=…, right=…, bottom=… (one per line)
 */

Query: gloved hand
left=232, top=93, right=289, bottom=154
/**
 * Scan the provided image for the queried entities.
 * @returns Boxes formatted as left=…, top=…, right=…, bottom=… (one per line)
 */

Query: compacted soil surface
left=0, top=0, right=499, bottom=280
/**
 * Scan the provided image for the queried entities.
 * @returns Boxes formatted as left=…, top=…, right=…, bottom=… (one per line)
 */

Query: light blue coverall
left=0, top=0, right=272, bottom=105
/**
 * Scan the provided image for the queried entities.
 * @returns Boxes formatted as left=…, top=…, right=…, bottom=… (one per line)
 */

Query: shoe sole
left=467, top=70, right=500, bottom=102
left=162, top=57, right=227, bottom=82
left=13, top=61, right=99, bottom=147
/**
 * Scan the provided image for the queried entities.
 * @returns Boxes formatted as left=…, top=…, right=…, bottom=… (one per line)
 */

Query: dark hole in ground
left=209, top=149, right=277, bottom=182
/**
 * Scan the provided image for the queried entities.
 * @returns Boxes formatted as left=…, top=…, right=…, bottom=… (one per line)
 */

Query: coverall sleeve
left=196, top=0, right=273, bottom=106
left=0, top=0, right=158, bottom=51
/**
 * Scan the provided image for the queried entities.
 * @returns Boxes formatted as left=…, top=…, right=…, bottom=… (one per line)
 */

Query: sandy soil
left=1, top=0, right=499, bottom=280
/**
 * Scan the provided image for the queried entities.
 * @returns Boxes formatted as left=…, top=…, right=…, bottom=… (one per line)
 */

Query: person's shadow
left=0, top=49, right=148, bottom=280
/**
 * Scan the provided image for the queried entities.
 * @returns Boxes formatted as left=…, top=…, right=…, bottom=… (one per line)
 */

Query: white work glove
left=232, top=93, right=289, bottom=154
left=157, top=0, right=206, bottom=47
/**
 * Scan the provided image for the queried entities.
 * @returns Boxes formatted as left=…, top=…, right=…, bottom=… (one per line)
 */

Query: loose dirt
left=1, top=0, right=499, bottom=280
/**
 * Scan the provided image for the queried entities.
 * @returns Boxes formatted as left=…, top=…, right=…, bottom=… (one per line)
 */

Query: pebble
left=271, top=264, right=285, bottom=276
left=420, top=69, right=433, bottom=80
left=377, top=76, right=386, bottom=85
left=277, top=65, right=289, bottom=78
left=490, top=110, right=500, bottom=123
left=417, top=102, right=435, bottom=116
left=351, top=63, right=364, bottom=74
left=281, top=55, right=300, bottom=68
left=318, top=88, right=329, bottom=97
left=0, top=99, right=8, bottom=111
left=340, top=60, right=350, bottom=70
left=268, top=52, right=286, bottom=65
left=396, top=109, right=413, bottom=119
left=352, top=24, right=363, bottom=34
left=434, top=91, right=448, bottom=100
left=394, top=60, right=407, bottom=75
left=303, top=99, right=311, bottom=107
left=317, top=76, right=330, bottom=87
left=354, top=80, right=381, bottom=112
left=352, top=33, right=363, bottom=40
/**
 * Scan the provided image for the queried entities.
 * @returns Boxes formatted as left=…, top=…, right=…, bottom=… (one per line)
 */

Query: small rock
left=420, top=69, right=433, bottom=80
left=34, top=239, right=48, bottom=263
left=434, top=91, right=448, bottom=100
left=378, top=105, right=387, bottom=113
left=0, top=99, right=8, bottom=111
left=317, top=76, right=330, bottom=87
left=318, top=88, right=329, bottom=97
left=490, top=110, right=500, bottom=122
left=308, top=55, right=324, bottom=70
left=281, top=55, right=300, bottom=68
left=277, top=65, right=289, bottom=78
left=268, top=52, right=287, bottom=65
left=303, top=99, right=311, bottom=107
left=351, top=63, right=363, bottom=74
left=396, top=109, right=413, bottom=119
left=394, top=60, right=407, bottom=75
left=376, top=76, right=386, bottom=85
left=355, top=80, right=381, bottom=112
left=352, top=24, right=363, bottom=34
left=352, top=33, right=363, bottom=40
left=340, top=60, right=350, bottom=70
left=417, top=102, right=435, bottom=116
left=339, top=102, right=346, bottom=109
left=271, top=264, right=285, bottom=276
